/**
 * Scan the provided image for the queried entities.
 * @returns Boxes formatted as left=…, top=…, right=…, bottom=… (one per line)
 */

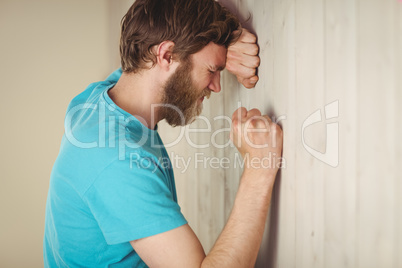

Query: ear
left=155, top=41, right=175, bottom=71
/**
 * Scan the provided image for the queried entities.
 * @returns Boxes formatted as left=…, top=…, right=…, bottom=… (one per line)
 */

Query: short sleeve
left=83, top=154, right=187, bottom=245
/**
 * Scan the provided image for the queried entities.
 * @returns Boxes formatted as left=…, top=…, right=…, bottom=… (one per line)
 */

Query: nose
left=208, top=72, right=221, bottom=93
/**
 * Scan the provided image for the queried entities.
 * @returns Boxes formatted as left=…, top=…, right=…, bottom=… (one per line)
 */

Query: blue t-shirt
left=43, top=69, right=187, bottom=267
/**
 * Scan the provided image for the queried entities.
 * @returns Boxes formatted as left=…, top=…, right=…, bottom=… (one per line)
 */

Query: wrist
left=242, top=166, right=278, bottom=182
left=243, top=165, right=278, bottom=175
left=238, top=167, right=277, bottom=202
left=240, top=152, right=281, bottom=174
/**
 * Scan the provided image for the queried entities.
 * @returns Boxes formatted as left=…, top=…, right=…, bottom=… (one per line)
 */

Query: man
left=43, top=0, right=283, bottom=267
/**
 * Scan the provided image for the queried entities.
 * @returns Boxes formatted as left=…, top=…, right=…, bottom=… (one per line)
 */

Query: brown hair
left=120, top=0, right=241, bottom=73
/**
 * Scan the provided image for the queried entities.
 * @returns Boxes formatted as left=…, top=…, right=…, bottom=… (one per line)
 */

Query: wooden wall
left=111, top=0, right=402, bottom=267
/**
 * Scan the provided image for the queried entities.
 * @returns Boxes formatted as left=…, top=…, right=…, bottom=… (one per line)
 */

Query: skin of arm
left=131, top=106, right=283, bottom=267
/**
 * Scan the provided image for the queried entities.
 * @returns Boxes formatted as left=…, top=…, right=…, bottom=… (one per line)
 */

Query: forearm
left=201, top=168, right=276, bottom=268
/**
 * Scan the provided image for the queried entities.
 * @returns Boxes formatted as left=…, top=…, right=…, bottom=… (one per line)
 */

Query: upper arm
left=130, top=224, right=206, bottom=268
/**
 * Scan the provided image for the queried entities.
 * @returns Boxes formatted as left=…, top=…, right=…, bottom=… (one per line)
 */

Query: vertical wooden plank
left=195, top=112, right=212, bottom=252
left=252, top=0, right=274, bottom=267
left=324, top=0, right=357, bottom=267
left=272, top=0, right=298, bottom=266
left=252, top=0, right=275, bottom=266
left=184, top=121, right=200, bottom=239
left=394, top=2, right=402, bottom=267
left=221, top=68, right=242, bottom=222
left=356, top=0, right=396, bottom=267
left=253, top=0, right=298, bottom=266
left=294, top=0, right=325, bottom=267
left=208, top=92, right=228, bottom=253
left=195, top=93, right=227, bottom=252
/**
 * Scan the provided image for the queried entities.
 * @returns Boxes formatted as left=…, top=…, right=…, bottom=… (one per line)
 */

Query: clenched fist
left=226, top=29, right=260, bottom=89
left=230, top=107, right=283, bottom=175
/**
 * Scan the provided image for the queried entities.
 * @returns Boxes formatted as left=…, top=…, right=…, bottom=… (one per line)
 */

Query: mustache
left=202, top=88, right=212, bottom=99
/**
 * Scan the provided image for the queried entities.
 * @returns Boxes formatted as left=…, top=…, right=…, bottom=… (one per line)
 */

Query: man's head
left=120, top=0, right=240, bottom=73
left=120, top=0, right=240, bottom=126
left=159, top=42, right=226, bottom=126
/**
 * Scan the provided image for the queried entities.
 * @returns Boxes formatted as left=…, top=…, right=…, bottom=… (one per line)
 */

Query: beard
left=159, top=60, right=211, bottom=127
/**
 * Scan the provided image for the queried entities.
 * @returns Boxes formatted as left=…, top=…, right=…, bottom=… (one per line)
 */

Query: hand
left=230, top=107, right=283, bottom=174
left=226, top=29, right=260, bottom=89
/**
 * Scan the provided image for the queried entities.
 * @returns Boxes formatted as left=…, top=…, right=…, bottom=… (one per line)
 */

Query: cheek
left=192, top=73, right=210, bottom=89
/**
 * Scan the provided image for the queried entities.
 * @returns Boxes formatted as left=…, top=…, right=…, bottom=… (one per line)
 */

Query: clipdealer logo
left=64, top=100, right=340, bottom=168
left=301, top=100, right=339, bottom=167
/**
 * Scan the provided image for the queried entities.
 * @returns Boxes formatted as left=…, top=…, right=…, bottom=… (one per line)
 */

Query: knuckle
left=254, top=56, right=261, bottom=67
left=227, top=50, right=240, bottom=61
left=246, top=33, right=257, bottom=43
left=232, top=107, right=247, bottom=121
left=226, top=61, right=234, bottom=72
left=231, top=110, right=237, bottom=121
left=251, top=44, right=259, bottom=55
left=248, top=120, right=257, bottom=128
left=243, top=82, right=254, bottom=89
left=245, top=68, right=255, bottom=78
left=232, top=118, right=241, bottom=132
left=249, top=108, right=261, bottom=116
left=232, top=118, right=238, bottom=128
left=271, top=123, right=282, bottom=134
left=262, top=115, right=272, bottom=122
left=256, top=119, right=266, bottom=128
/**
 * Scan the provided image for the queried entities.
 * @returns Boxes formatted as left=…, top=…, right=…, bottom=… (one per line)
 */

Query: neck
left=108, top=69, right=164, bottom=130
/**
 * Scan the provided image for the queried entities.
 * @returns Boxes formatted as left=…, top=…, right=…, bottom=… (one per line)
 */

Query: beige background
left=1, top=0, right=401, bottom=267
left=0, top=0, right=111, bottom=266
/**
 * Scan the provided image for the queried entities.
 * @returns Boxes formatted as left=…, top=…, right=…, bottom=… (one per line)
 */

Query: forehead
left=190, top=42, right=227, bottom=70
